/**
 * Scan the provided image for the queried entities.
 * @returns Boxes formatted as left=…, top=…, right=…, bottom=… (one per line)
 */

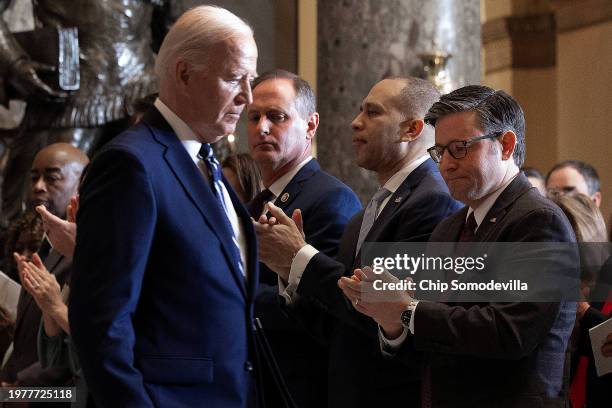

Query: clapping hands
left=253, top=202, right=306, bottom=282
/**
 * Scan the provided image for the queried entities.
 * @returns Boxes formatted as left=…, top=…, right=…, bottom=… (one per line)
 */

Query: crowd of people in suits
left=0, top=4, right=610, bottom=408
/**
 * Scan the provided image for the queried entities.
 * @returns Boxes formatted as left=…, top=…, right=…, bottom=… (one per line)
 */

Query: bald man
left=1, top=143, right=87, bottom=388
left=29, top=143, right=89, bottom=219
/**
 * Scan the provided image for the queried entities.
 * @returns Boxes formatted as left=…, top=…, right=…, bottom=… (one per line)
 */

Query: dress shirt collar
left=154, top=98, right=201, bottom=165
left=268, top=156, right=314, bottom=198
left=381, top=154, right=429, bottom=193
left=468, top=174, right=518, bottom=230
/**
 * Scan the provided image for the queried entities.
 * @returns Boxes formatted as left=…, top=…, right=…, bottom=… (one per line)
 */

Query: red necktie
left=459, top=212, right=477, bottom=242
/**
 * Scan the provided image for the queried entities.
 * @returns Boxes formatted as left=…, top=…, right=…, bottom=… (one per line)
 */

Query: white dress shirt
left=154, top=98, right=249, bottom=277
left=279, top=155, right=430, bottom=303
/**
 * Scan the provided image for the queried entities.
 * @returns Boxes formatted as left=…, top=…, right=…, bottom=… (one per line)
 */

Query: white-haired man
left=69, top=6, right=261, bottom=407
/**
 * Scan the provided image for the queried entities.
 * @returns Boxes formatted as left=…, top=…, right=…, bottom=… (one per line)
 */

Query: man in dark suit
left=341, top=85, right=577, bottom=407
left=69, top=6, right=261, bottom=407
left=246, top=69, right=361, bottom=407
left=255, top=77, right=461, bottom=407
left=1, top=143, right=87, bottom=391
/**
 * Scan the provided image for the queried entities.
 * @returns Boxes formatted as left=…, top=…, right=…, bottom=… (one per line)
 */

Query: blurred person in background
left=547, top=160, right=602, bottom=207
left=222, top=153, right=263, bottom=203
left=522, top=166, right=546, bottom=195
left=14, top=195, right=91, bottom=407
left=2, top=211, right=44, bottom=282
left=552, top=193, right=611, bottom=408
left=0, top=143, right=86, bottom=395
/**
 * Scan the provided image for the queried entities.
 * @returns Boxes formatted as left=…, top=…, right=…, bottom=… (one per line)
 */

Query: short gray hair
left=425, top=85, right=526, bottom=167
left=155, top=6, right=253, bottom=78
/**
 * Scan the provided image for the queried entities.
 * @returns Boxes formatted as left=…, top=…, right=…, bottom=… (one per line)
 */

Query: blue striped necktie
left=198, top=143, right=245, bottom=276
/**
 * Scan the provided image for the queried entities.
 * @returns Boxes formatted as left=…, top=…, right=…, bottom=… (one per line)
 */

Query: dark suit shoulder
left=492, top=187, right=574, bottom=243
left=301, top=167, right=360, bottom=204
left=100, top=123, right=163, bottom=158
left=431, top=177, right=575, bottom=243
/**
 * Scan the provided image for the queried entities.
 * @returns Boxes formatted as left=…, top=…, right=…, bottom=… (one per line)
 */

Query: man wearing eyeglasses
left=340, top=85, right=577, bottom=407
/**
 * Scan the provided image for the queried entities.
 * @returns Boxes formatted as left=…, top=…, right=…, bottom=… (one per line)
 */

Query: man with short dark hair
left=341, top=85, right=577, bottom=407
left=255, top=77, right=460, bottom=407
left=546, top=160, right=602, bottom=207
left=247, top=69, right=361, bottom=408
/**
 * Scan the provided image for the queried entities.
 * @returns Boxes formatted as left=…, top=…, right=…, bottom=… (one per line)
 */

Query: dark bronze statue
left=0, top=0, right=169, bottom=227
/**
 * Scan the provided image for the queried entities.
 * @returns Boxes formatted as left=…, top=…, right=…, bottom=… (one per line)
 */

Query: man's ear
left=305, top=112, right=319, bottom=140
left=593, top=191, right=602, bottom=208
left=175, top=59, right=191, bottom=90
left=499, top=131, right=517, bottom=161
left=399, top=119, right=424, bottom=142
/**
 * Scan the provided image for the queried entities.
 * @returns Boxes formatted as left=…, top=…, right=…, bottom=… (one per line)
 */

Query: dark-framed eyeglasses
left=427, top=133, right=502, bottom=164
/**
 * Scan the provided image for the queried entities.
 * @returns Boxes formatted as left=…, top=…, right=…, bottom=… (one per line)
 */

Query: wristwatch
left=400, top=301, right=418, bottom=329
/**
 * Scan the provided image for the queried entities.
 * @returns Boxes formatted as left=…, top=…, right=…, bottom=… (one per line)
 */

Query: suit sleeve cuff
left=279, top=244, right=318, bottom=304
left=379, top=326, right=409, bottom=357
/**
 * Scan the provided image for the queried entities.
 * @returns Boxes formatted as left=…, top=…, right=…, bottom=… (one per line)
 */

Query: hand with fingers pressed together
left=338, top=266, right=414, bottom=339
left=253, top=201, right=306, bottom=282
left=36, top=195, right=79, bottom=259
left=13, top=252, right=68, bottom=336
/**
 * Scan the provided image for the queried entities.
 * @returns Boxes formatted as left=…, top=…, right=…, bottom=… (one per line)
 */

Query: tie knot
left=198, top=143, right=223, bottom=185
left=197, top=143, right=214, bottom=161
left=372, top=187, right=392, bottom=204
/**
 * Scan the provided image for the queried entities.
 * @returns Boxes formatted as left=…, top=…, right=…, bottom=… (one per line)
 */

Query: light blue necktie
left=355, top=187, right=392, bottom=256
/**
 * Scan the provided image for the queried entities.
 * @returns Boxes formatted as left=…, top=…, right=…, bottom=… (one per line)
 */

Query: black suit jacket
left=397, top=174, right=577, bottom=408
left=254, top=159, right=361, bottom=408
left=293, top=159, right=461, bottom=408
left=1, top=249, right=72, bottom=386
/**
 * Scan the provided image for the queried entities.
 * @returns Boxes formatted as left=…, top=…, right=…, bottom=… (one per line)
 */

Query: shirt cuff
left=378, top=300, right=419, bottom=356
left=379, top=326, right=409, bottom=357
left=409, top=300, right=419, bottom=334
left=278, top=244, right=318, bottom=304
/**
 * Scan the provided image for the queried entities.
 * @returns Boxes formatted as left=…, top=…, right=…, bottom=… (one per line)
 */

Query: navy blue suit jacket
left=69, top=108, right=260, bottom=408
left=254, top=159, right=361, bottom=408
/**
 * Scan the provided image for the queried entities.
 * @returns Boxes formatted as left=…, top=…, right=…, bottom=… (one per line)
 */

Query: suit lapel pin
left=394, top=197, right=402, bottom=203
left=489, top=217, right=497, bottom=223
left=280, top=192, right=290, bottom=203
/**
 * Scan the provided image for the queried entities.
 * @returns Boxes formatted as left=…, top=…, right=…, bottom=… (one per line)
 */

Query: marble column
left=317, top=0, right=481, bottom=202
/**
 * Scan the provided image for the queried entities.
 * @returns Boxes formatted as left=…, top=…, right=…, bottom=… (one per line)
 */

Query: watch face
left=401, top=309, right=412, bottom=328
